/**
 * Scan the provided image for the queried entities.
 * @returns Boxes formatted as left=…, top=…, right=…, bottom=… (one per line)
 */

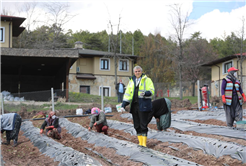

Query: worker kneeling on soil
left=40, top=111, right=61, bottom=140
left=148, top=98, right=171, bottom=131
left=1, top=113, right=22, bottom=147
left=88, top=107, right=108, bottom=135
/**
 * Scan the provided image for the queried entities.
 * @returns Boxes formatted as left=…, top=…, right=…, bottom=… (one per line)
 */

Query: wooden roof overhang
left=201, top=53, right=246, bottom=67
left=1, top=15, right=26, bottom=37
left=1, top=47, right=79, bottom=76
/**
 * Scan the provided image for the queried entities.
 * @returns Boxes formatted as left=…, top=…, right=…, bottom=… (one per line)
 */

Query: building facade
left=69, top=46, right=138, bottom=97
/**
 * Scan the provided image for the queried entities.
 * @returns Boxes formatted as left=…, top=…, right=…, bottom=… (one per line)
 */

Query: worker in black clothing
left=148, top=98, right=171, bottom=131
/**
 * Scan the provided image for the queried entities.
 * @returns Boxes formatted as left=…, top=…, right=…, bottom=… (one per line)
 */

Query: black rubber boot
left=2, top=140, right=10, bottom=145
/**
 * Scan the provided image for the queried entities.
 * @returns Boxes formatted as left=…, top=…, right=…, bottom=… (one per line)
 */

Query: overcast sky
left=1, top=0, right=246, bottom=41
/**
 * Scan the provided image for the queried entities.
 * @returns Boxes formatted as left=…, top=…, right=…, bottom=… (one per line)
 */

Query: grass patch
left=69, top=92, right=119, bottom=106
left=166, top=96, right=198, bottom=104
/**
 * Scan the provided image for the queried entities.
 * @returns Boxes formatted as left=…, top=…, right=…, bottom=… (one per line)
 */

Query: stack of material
left=32, top=111, right=46, bottom=119
left=236, top=121, right=246, bottom=130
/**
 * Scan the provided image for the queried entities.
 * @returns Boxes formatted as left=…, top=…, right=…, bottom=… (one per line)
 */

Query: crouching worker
left=1, top=113, right=22, bottom=147
left=88, top=107, right=108, bottom=135
left=148, top=98, right=171, bottom=131
left=40, top=111, right=61, bottom=140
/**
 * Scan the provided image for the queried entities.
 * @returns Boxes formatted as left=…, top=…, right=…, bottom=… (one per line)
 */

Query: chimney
left=74, top=41, right=83, bottom=49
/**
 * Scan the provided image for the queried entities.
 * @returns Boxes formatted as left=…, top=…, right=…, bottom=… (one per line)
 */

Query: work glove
left=121, top=101, right=129, bottom=110
left=140, top=92, right=145, bottom=97
left=94, top=122, right=97, bottom=126
left=222, top=95, right=226, bottom=104
left=88, top=127, right=91, bottom=131
left=40, top=129, right=43, bottom=134
left=120, top=107, right=125, bottom=112
left=242, top=93, right=246, bottom=103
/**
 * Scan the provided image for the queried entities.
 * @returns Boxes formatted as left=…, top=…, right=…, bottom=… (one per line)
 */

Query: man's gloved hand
left=140, top=92, right=145, bottom=97
left=88, top=127, right=91, bottom=131
left=242, top=93, right=246, bottom=103
left=94, top=122, right=97, bottom=126
left=222, top=95, right=226, bottom=104
left=40, top=129, right=43, bottom=134
left=120, top=107, right=125, bottom=112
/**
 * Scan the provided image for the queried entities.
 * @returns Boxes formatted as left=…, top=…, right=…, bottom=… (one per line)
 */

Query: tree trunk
left=192, top=82, right=195, bottom=97
left=179, top=63, right=183, bottom=100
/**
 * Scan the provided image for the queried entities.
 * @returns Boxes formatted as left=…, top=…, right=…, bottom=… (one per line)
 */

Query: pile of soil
left=170, top=98, right=192, bottom=109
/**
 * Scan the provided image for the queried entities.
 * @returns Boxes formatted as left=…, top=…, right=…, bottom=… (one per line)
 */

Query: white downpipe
left=197, top=80, right=200, bottom=110
left=101, top=85, right=104, bottom=111
left=51, top=88, right=55, bottom=112
left=0, top=93, right=4, bottom=114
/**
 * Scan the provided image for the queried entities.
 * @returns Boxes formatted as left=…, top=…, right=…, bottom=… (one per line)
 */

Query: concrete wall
left=1, top=21, right=12, bottom=48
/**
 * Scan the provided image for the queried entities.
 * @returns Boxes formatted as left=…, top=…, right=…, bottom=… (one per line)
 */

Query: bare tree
left=183, top=32, right=217, bottom=96
left=107, top=17, right=134, bottom=95
left=235, top=16, right=246, bottom=89
left=109, top=17, right=121, bottom=93
left=168, top=3, right=192, bottom=99
left=18, top=2, right=39, bottom=33
left=42, top=2, right=77, bottom=48
left=1, top=8, right=15, bottom=15
left=14, top=2, right=39, bottom=48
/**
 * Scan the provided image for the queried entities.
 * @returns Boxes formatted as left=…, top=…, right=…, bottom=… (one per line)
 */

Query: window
left=76, top=67, right=80, bottom=72
left=99, top=86, right=110, bottom=96
left=100, top=58, right=110, bottom=70
left=0, top=27, right=5, bottom=43
left=223, top=61, right=232, bottom=74
left=80, top=86, right=90, bottom=94
left=119, top=59, right=129, bottom=71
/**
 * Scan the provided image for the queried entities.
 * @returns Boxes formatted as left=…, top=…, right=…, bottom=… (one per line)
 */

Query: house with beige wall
left=69, top=43, right=138, bottom=97
left=202, top=53, right=246, bottom=97
left=1, top=15, right=25, bottom=48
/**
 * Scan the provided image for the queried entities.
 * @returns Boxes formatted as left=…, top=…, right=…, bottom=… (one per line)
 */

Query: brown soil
left=1, top=105, right=246, bottom=166
left=1, top=131, right=60, bottom=166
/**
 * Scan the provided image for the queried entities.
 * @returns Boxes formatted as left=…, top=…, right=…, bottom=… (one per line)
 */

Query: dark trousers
left=5, top=114, right=22, bottom=143
left=96, top=123, right=108, bottom=135
left=118, top=93, right=124, bottom=103
left=131, top=103, right=150, bottom=136
left=224, top=95, right=242, bottom=127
